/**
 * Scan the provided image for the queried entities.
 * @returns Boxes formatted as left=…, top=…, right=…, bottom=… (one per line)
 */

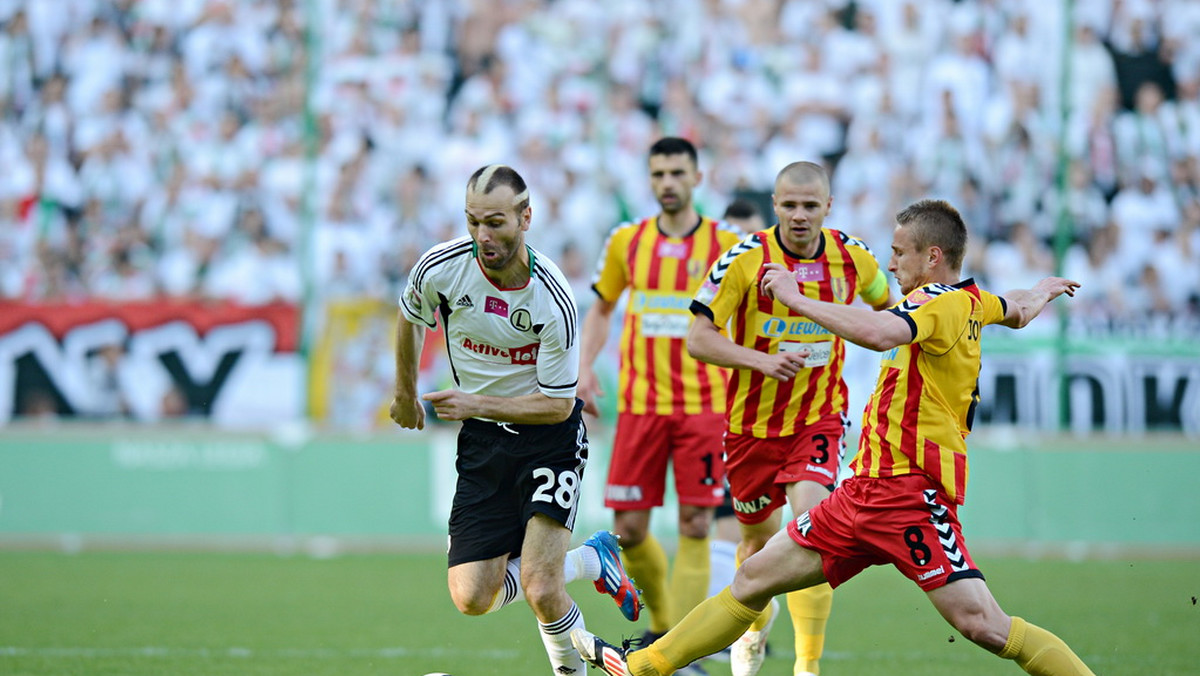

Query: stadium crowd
left=2, top=0, right=1199, bottom=336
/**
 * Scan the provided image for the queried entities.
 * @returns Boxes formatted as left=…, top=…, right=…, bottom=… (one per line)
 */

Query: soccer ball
left=422, top=673, right=453, bottom=676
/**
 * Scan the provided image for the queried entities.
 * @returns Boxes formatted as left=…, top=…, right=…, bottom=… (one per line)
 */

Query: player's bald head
left=774, top=161, right=830, bottom=197
left=467, top=164, right=530, bottom=213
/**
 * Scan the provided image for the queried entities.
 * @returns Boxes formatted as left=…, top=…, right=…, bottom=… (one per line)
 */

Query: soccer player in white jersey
left=391, top=164, right=641, bottom=675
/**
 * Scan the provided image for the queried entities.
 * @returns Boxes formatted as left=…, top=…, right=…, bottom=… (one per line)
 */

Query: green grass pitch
left=0, top=550, right=1196, bottom=675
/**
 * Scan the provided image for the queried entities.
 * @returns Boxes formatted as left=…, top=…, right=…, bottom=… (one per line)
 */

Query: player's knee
left=449, top=589, right=494, bottom=616
left=614, top=526, right=648, bottom=546
left=953, top=613, right=1010, bottom=652
left=678, top=514, right=713, bottom=539
left=613, top=514, right=650, bottom=545
left=521, top=577, right=562, bottom=613
left=728, top=557, right=775, bottom=608
left=738, top=534, right=770, bottom=559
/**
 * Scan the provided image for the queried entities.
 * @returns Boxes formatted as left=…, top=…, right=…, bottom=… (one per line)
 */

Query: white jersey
left=400, top=236, right=579, bottom=401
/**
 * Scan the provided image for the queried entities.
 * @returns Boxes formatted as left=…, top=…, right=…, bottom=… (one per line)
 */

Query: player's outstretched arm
left=760, top=263, right=911, bottom=352
left=578, top=297, right=617, bottom=416
left=687, top=312, right=807, bottom=381
left=422, top=390, right=575, bottom=424
left=998, top=277, right=1080, bottom=329
left=390, top=312, right=426, bottom=430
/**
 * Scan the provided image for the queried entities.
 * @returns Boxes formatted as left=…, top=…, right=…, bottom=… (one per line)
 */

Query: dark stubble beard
left=658, top=197, right=686, bottom=215
left=480, top=238, right=521, bottom=272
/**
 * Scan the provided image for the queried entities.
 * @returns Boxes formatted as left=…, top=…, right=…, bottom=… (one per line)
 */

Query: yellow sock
left=999, top=616, right=1096, bottom=676
left=668, top=535, right=710, bottom=626
left=628, top=587, right=761, bottom=676
left=622, top=535, right=672, bottom=634
left=747, top=596, right=775, bottom=632
left=786, top=583, right=833, bottom=674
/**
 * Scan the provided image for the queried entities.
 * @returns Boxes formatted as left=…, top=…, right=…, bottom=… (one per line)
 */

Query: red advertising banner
left=0, top=301, right=298, bottom=350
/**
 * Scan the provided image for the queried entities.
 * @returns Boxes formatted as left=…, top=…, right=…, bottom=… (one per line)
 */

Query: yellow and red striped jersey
left=692, top=226, right=890, bottom=438
left=851, top=279, right=1008, bottom=504
left=593, top=216, right=743, bottom=415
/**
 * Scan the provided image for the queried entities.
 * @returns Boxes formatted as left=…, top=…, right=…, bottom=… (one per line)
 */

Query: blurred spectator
left=557, top=240, right=593, bottom=315
left=16, top=387, right=60, bottom=421
left=721, top=199, right=765, bottom=235
left=1066, top=23, right=1118, bottom=122
left=775, top=42, right=846, bottom=160
left=1107, top=3, right=1175, bottom=112
left=1110, top=166, right=1181, bottom=267
left=922, top=21, right=990, bottom=142
left=204, top=207, right=302, bottom=304
left=85, top=342, right=133, bottom=419
left=1062, top=222, right=1123, bottom=320
left=1114, top=81, right=1173, bottom=183
left=160, top=384, right=192, bottom=419
left=982, top=221, right=1054, bottom=294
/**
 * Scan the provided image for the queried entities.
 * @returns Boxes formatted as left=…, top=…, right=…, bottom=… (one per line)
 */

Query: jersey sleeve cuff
left=591, top=283, right=614, bottom=302
left=690, top=300, right=714, bottom=321
left=887, top=307, right=917, bottom=341
left=538, top=380, right=578, bottom=398
left=399, top=297, right=437, bottom=329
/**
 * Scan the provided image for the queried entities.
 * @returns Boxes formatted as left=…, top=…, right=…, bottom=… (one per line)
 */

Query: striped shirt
left=592, top=216, right=743, bottom=415
left=852, top=279, right=1008, bottom=504
left=400, top=236, right=579, bottom=401
left=692, top=226, right=890, bottom=438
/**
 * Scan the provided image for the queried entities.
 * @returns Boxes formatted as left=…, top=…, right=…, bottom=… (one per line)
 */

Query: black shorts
left=447, top=400, right=589, bottom=567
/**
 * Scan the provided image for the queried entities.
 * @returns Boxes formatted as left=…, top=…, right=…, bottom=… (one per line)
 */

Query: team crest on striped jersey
left=908, top=289, right=933, bottom=305
left=897, top=283, right=954, bottom=313
left=831, top=277, right=849, bottom=303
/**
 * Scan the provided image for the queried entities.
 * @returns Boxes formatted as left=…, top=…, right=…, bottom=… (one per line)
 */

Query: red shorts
left=604, top=411, right=726, bottom=510
left=724, top=413, right=847, bottom=525
left=787, top=473, right=984, bottom=591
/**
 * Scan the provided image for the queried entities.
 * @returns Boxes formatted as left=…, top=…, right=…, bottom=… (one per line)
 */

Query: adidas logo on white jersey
left=455, top=294, right=474, bottom=308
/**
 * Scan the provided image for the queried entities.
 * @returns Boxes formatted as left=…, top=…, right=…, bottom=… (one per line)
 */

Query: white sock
left=488, top=544, right=603, bottom=615
left=708, top=539, right=738, bottom=598
left=564, top=543, right=601, bottom=583
left=484, top=556, right=525, bottom=614
left=538, top=602, right=586, bottom=675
